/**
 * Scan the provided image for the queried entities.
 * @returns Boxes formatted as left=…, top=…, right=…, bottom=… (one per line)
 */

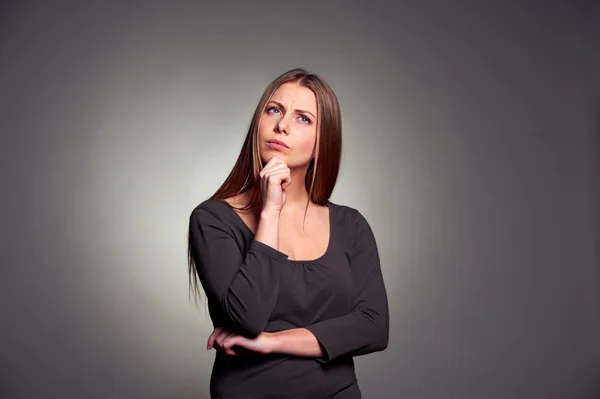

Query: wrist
left=260, top=208, right=281, bottom=220
left=265, top=332, right=280, bottom=354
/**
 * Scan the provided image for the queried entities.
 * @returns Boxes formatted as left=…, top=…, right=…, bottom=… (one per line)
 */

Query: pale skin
left=206, top=82, right=330, bottom=358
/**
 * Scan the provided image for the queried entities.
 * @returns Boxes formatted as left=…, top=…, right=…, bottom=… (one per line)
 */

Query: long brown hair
left=188, top=68, right=342, bottom=306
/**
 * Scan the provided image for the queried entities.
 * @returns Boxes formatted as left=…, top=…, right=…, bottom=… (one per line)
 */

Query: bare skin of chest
left=228, top=198, right=330, bottom=261
left=278, top=214, right=329, bottom=261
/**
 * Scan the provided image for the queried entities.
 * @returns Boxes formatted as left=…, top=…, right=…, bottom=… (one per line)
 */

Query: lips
left=267, top=139, right=289, bottom=149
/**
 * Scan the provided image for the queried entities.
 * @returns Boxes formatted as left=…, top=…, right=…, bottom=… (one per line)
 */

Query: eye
left=298, top=115, right=311, bottom=124
left=267, top=106, right=281, bottom=115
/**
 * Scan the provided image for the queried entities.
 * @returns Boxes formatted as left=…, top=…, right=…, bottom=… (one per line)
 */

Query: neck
left=283, top=167, right=311, bottom=207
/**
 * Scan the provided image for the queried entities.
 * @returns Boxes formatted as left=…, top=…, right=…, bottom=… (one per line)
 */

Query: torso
left=199, top=196, right=361, bottom=398
left=224, top=193, right=330, bottom=261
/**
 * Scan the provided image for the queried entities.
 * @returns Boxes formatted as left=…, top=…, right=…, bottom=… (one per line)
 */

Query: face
left=258, top=82, right=318, bottom=168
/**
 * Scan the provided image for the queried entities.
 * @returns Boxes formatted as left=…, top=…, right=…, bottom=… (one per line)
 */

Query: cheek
left=257, top=119, right=269, bottom=139
left=297, top=130, right=317, bottom=155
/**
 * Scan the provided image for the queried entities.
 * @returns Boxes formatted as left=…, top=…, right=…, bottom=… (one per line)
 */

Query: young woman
left=188, top=68, right=389, bottom=398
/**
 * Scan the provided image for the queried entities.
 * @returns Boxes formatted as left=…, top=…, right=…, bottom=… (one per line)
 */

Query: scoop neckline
left=212, top=199, right=333, bottom=264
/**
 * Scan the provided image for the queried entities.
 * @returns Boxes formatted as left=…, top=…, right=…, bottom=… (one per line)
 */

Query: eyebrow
left=268, top=100, right=316, bottom=119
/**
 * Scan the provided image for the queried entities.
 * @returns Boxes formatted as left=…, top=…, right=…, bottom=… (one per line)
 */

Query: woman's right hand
left=259, top=156, right=291, bottom=213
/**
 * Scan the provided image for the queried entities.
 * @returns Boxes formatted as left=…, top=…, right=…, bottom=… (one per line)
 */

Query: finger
left=259, top=160, right=287, bottom=179
left=222, top=334, right=242, bottom=349
left=211, top=330, right=227, bottom=350
left=281, top=177, right=292, bottom=190
left=266, top=156, right=281, bottom=165
left=262, top=166, right=290, bottom=181
left=215, top=331, right=234, bottom=349
left=215, top=331, right=231, bottom=348
left=207, top=327, right=223, bottom=350
left=261, top=156, right=282, bottom=172
left=262, top=164, right=290, bottom=177
left=265, top=169, right=292, bottom=186
left=222, top=335, right=242, bottom=356
left=261, top=156, right=287, bottom=171
left=261, top=173, right=290, bottom=190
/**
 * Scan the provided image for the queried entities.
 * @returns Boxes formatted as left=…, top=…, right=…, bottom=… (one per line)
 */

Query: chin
left=261, top=149, right=286, bottom=159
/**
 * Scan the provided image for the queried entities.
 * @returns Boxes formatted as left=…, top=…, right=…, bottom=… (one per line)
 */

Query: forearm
left=305, top=308, right=388, bottom=363
left=190, top=207, right=289, bottom=338
left=270, top=328, right=323, bottom=358
left=254, top=209, right=281, bottom=250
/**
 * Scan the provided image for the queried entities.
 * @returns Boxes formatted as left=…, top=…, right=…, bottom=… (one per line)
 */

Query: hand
left=207, top=327, right=276, bottom=356
left=259, top=156, right=291, bottom=213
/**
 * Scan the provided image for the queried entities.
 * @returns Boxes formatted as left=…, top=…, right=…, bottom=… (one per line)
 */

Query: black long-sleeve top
left=188, top=199, right=389, bottom=399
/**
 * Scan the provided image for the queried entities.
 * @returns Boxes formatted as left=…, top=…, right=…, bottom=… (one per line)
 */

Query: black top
left=188, top=199, right=389, bottom=399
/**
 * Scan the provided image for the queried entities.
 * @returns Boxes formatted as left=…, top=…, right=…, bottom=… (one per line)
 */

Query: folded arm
left=217, top=210, right=389, bottom=362
left=189, top=205, right=288, bottom=337
left=304, top=210, right=389, bottom=363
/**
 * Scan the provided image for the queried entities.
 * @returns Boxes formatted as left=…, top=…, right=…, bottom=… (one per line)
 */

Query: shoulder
left=329, top=201, right=378, bottom=254
left=189, top=198, right=231, bottom=224
left=328, top=200, right=370, bottom=227
left=328, top=201, right=376, bottom=245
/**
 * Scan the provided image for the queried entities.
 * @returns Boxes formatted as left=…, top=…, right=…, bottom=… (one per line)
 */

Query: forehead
left=269, top=82, right=317, bottom=113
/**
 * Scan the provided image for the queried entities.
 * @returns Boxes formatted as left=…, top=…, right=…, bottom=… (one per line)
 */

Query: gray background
left=1, top=1, right=599, bottom=398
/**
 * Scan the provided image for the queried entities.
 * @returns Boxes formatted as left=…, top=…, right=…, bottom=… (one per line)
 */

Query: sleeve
left=188, top=206, right=289, bottom=338
left=304, top=210, right=389, bottom=364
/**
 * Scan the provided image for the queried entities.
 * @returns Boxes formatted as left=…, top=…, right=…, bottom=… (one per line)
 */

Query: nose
left=275, top=115, right=290, bottom=135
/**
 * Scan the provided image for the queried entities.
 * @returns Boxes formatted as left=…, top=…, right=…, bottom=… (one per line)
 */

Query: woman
left=188, top=68, right=389, bottom=398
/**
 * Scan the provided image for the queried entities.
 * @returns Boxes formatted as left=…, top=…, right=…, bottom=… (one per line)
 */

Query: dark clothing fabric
left=188, top=199, right=389, bottom=399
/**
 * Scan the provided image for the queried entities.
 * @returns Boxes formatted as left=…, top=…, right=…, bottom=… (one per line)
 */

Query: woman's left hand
left=207, top=327, right=277, bottom=356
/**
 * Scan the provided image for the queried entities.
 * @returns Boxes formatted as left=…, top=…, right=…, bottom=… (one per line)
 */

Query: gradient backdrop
left=1, top=1, right=599, bottom=398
